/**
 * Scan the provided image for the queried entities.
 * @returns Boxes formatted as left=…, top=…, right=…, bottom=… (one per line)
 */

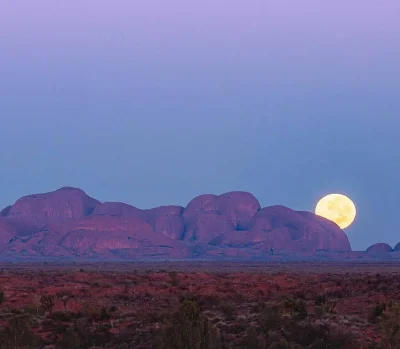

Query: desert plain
left=0, top=261, right=399, bottom=349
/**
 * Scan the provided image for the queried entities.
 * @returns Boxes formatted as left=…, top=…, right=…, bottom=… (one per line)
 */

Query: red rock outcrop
left=5, top=187, right=100, bottom=220
left=182, top=191, right=260, bottom=242
left=182, top=194, right=219, bottom=225
left=204, top=206, right=351, bottom=252
left=185, top=212, right=235, bottom=243
left=215, top=191, right=261, bottom=230
left=144, top=206, right=185, bottom=240
left=366, top=243, right=393, bottom=253
left=247, top=207, right=351, bottom=252
left=0, top=187, right=355, bottom=259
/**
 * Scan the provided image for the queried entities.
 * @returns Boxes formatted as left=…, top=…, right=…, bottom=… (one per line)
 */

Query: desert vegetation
left=0, top=262, right=399, bottom=348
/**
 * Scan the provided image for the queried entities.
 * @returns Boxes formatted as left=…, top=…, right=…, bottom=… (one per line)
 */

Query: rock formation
left=366, top=243, right=393, bottom=253
left=0, top=187, right=353, bottom=259
left=7, top=187, right=100, bottom=220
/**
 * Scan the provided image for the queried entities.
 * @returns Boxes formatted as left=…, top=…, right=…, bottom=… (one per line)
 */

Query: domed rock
left=366, top=243, right=393, bottom=253
left=182, top=194, right=218, bottom=226
left=144, top=206, right=185, bottom=240
left=185, top=212, right=235, bottom=243
left=182, top=192, right=260, bottom=240
left=7, top=187, right=100, bottom=220
left=394, top=242, right=400, bottom=251
left=216, top=191, right=261, bottom=230
left=247, top=206, right=351, bottom=252
left=247, top=215, right=273, bottom=233
left=297, top=211, right=352, bottom=250
left=257, top=205, right=303, bottom=229
left=0, top=187, right=354, bottom=258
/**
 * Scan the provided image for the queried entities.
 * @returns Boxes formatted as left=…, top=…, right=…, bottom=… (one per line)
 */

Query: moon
left=315, top=194, right=356, bottom=229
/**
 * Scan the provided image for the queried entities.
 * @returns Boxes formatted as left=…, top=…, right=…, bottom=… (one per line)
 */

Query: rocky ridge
left=0, top=187, right=355, bottom=259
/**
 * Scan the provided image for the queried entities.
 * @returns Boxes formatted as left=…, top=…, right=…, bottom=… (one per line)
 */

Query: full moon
left=315, top=194, right=356, bottom=229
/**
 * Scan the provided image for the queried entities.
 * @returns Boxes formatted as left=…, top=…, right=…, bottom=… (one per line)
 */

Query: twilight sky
left=1, top=1, right=399, bottom=250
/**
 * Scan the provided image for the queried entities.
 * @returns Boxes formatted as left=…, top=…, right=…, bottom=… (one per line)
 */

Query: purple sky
left=1, top=1, right=400, bottom=250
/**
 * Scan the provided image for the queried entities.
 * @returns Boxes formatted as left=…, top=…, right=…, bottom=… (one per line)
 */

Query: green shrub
left=100, top=306, right=110, bottom=320
left=260, top=306, right=282, bottom=333
left=241, top=326, right=260, bottom=349
left=314, top=305, right=325, bottom=318
left=283, top=298, right=308, bottom=319
left=49, top=311, right=77, bottom=322
left=169, top=271, right=180, bottom=287
left=368, top=303, right=387, bottom=323
left=293, top=299, right=308, bottom=319
left=56, top=327, right=81, bottom=349
left=315, top=294, right=327, bottom=306
left=0, top=314, right=37, bottom=349
left=251, top=301, right=266, bottom=314
left=219, top=301, right=235, bottom=320
left=161, top=299, right=220, bottom=349
left=380, top=303, right=400, bottom=348
left=40, top=294, right=55, bottom=314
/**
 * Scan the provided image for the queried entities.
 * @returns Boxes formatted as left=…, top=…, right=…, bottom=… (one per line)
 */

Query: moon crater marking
left=315, top=194, right=356, bottom=229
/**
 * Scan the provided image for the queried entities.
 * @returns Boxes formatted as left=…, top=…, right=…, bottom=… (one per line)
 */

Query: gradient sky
left=1, top=1, right=399, bottom=250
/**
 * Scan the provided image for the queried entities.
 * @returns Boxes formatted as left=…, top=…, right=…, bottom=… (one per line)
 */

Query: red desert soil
left=0, top=261, right=399, bottom=348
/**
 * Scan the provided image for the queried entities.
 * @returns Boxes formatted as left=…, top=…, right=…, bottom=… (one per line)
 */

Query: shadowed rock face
left=0, top=218, right=41, bottom=246
left=0, top=187, right=353, bottom=258
left=0, top=206, right=11, bottom=217
left=366, top=243, right=393, bottom=253
left=394, top=242, right=400, bottom=251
